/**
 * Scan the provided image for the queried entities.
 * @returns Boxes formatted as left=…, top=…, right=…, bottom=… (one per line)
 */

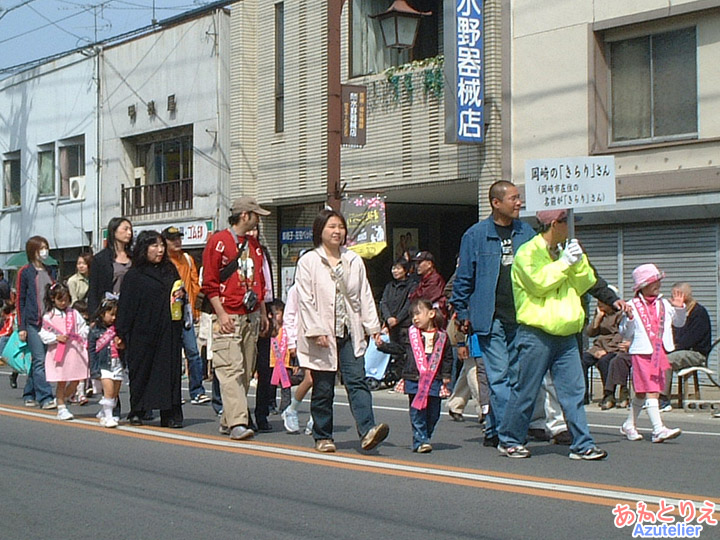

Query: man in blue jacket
left=450, top=181, right=535, bottom=447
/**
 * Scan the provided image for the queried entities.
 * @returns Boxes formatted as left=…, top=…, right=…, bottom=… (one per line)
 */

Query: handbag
left=1, top=330, right=32, bottom=375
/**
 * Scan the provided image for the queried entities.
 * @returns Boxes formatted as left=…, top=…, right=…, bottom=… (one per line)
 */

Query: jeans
left=310, top=336, right=376, bottom=441
left=476, top=319, right=519, bottom=437
left=183, top=324, right=206, bottom=399
left=499, top=325, right=595, bottom=454
left=408, top=394, right=441, bottom=450
left=22, top=325, right=54, bottom=405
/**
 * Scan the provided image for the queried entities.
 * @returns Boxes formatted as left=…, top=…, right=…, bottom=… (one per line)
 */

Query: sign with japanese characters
left=122, top=220, right=214, bottom=247
left=341, top=195, right=387, bottom=259
left=524, top=156, right=616, bottom=212
left=444, top=0, right=484, bottom=144
left=341, top=85, right=366, bottom=147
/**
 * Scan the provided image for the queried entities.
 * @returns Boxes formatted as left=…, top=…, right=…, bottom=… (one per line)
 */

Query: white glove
left=560, top=239, right=583, bottom=266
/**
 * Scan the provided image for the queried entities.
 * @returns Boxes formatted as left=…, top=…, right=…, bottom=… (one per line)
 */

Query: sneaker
left=361, top=423, right=390, bottom=451
left=219, top=424, right=230, bottom=435
left=416, top=443, right=433, bottom=453
left=569, top=446, right=608, bottom=460
left=282, top=408, right=300, bottom=433
left=652, top=426, right=681, bottom=443
left=190, top=394, right=211, bottom=405
left=551, top=430, right=573, bottom=446
left=100, top=416, right=118, bottom=428
left=96, top=409, right=104, bottom=419
left=56, top=407, right=74, bottom=421
left=41, top=399, right=58, bottom=410
left=304, top=417, right=314, bottom=436
left=315, top=439, right=336, bottom=453
left=24, top=400, right=39, bottom=407
left=659, top=398, right=672, bottom=413
left=499, top=445, right=531, bottom=458
left=9, top=373, right=18, bottom=388
left=620, top=423, right=644, bottom=441
left=229, top=425, right=255, bottom=440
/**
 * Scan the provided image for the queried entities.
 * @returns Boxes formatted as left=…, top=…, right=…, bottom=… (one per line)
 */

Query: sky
left=0, top=0, right=215, bottom=74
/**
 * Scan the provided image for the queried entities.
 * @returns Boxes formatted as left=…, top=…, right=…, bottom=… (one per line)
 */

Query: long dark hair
left=91, top=297, right=118, bottom=328
left=311, top=209, right=348, bottom=248
left=106, top=217, right=133, bottom=259
left=132, top=230, right=169, bottom=268
left=44, top=282, right=70, bottom=313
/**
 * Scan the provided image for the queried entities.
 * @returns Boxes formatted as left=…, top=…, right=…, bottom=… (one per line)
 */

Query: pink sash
left=409, top=326, right=447, bottom=410
left=632, top=296, right=670, bottom=372
left=270, top=329, right=291, bottom=388
left=96, top=325, right=119, bottom=359
left=42, top=310, right=84, bottom=363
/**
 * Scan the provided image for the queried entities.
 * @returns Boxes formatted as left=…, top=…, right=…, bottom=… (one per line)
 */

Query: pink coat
left=40, top=309, right=90, bottom=382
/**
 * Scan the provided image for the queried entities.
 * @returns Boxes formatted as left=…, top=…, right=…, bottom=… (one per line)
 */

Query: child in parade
left=39, top=283, right=90, bottom=421
left=88, top=295, right=125, bottom=428
left=269, top=299, right=294, bottom=423
left=402, top=298, right=452, bottom=453
left=70, top=300, right=91, bottom=405
left=620, top=264, right=686, bottom=443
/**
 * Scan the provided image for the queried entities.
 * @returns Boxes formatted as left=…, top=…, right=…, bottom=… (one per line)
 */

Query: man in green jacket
left=498, top=209, right=607, bottom=461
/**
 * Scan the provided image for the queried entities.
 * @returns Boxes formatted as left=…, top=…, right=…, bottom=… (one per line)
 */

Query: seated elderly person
left=659, top=282, right=712, bottom=411
left=581, top=299, right=631, bottom=410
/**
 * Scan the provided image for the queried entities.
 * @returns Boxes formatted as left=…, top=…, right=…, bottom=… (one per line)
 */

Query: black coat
left=87, top=248, right=115, bottom=315
left=379, top=278, right=417, bottom=329
left=116, top=262, right=182, bottom=413
left=401, top=329, right=453, bottom=382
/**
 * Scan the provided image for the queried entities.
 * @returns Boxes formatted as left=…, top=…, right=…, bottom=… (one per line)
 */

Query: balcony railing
left=121, top=178, right=193, bottom=216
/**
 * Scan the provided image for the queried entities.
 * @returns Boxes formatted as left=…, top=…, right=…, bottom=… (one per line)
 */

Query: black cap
left=412, top=250, right=434, bottom=263
left=161, top=226, right=183, bottom=239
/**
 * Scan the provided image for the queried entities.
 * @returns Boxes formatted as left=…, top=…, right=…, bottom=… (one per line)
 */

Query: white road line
left=0, top=404, right=714, bottom=508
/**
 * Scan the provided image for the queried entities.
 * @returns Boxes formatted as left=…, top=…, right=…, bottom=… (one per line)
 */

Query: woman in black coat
left=116, top=230, right=184, bottom=428
left=87, top=217, right=133, bottom=315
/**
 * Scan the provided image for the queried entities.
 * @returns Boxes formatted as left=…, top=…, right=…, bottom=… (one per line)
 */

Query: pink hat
left=632, top=263, right=665, bottom=292
left=536, top=209, right=569, bottom=225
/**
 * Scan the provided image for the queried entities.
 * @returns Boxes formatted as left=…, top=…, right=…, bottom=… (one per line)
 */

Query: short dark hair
left=488, top=180, right=515, bottom=206
left=132, top=230, right=168, bottom=267
left=311, top=209, right=348, bottom=248
left=25, top=236, right=49, bottom=264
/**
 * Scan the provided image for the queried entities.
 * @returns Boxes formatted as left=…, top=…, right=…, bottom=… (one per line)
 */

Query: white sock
left=58, top=404, right=67, bottom=411
left=100, top=397, right=117, bottom=419
left=289, top=397, right=301, bottom=412
left=626, top=397, right=644, bottom=428
left=645, top=398, right=664, bottom=433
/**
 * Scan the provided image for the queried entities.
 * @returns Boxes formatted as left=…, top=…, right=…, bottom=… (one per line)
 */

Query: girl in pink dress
left=39, top=283, right=90, bottom=421
left=619, top=264, right=686, bottom=443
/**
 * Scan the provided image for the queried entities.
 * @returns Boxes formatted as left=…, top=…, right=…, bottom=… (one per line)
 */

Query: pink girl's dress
left=630, top=296, right=671, bottom=394
left=40, top=308, right=90, bottom=383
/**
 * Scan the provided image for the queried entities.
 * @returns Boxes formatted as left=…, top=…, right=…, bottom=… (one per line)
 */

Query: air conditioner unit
left=69, top=176, right=86, bottom=201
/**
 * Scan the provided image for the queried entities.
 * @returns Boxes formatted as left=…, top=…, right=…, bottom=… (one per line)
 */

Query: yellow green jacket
left=511, top=234, right=597, bottom=336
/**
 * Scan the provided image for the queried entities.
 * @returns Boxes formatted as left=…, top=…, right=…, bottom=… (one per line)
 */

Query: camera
left=242, top=289, right=258, bottom=312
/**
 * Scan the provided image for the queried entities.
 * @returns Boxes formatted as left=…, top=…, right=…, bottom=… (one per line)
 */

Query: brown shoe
left=600, top=396, right=616, bottom=410
left=361, top=423, right=390, bottom=451
left=315, top=439, right=336, bottom=453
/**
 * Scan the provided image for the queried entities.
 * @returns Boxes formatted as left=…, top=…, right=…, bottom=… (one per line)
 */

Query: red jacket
left=201, top=229, right=266, bottom=315
left=409, top=269, right=448, bottom=319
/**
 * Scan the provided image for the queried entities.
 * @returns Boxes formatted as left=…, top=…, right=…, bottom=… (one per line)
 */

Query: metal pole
left=326, top=0, right=346, bottom=212
left=568, top=208, right=575, bottom=239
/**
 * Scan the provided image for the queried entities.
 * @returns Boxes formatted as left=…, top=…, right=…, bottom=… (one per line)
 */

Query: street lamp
left=370, top=0, right=431, bottom=50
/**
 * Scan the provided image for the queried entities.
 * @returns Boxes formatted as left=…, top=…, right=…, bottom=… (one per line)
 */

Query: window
left=136, top=134, right=192, bottom=184
left=275, top=2, right=284, bottom=133
left=350, top=0, right=440, bottom=77
left=38, top=148, right=55, bottom=196
left=59, top=140, right=85, bottom=198
left=3, top=152, right=21, bottom=207
left=609, top=27, right=697, bottom=144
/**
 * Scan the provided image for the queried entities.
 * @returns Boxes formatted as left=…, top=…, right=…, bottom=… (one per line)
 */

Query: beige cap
left=231, top=196, right=270, bottom=216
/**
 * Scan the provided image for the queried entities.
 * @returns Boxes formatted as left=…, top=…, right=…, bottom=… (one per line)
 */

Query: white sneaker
left=56, top=407, right=74, bottom=421
left=96, top=409, right=104, bottom=419
left=282, top=408, right=300, bottom=433
left=100, top=416, right=118, bottom=428
left=304, top=417, right=314, bottom=436
left=620, top=423, right=643, bottom=441
left=652, top=427, right=681, bottom=443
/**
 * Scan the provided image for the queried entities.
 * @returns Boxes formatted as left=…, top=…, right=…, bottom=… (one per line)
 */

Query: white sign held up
left=524, top=156, right=616, bottom=213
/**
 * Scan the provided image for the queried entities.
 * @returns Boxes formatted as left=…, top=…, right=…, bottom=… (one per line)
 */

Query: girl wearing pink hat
left=619, top=264, right=686, bottom=443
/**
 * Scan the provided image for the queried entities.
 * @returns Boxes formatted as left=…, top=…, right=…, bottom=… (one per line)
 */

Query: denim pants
left=408, top=394, right=441, bottom=450
left=476, top=319, right=519, bottom=437
left=22, top=325, right=54, bottom=405
left=183, top=324, right=206, bottom=399
left=310, top=336, right=376, bottom=441
left=499, top=325, right=595, bottom=454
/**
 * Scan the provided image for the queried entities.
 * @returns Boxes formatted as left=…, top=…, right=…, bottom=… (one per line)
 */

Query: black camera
left=242, top=289, right=258, bottom=312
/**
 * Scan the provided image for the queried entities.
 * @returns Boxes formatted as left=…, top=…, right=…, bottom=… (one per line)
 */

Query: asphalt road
left=1, top=369, right=718, bottom=540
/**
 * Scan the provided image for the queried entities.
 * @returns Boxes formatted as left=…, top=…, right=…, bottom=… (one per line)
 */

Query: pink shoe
left=620, top=423, right=643, bottom=441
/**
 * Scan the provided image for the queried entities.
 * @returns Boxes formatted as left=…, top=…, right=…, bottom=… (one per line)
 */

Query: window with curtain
left=59, top=142, right=85, bottom=198
left=3, top=153, right=21, bottom=207
left=38, top=149, right=55, bottom=196
left=610, top=27, right=697, bottom=144
left=350, top=0, right=440, bottom=77
left=136, top=134, right=192, bottom=184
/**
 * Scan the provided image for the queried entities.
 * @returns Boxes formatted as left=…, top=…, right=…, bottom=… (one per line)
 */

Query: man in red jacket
left=409, top=251, right=447, bottom=320
left=202, top=197, right=270, bottom=441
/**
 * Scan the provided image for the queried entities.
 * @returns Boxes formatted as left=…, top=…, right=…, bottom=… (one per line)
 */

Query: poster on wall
left=341, top=195, right=387, bottom=259
left=392, top=227, right=419, bottom=261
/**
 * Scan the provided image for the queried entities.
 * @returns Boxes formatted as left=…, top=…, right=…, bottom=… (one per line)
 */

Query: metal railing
left=121, top=177, right=193, bottom=216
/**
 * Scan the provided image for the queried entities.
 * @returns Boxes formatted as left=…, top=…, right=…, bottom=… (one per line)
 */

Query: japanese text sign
left=342, top=85, right=366, bottom=147
left=524, top=156, right=616, bottom=212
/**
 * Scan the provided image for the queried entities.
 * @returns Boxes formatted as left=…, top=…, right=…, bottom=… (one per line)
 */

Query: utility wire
left=0, top=0, right=37, bottom=22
